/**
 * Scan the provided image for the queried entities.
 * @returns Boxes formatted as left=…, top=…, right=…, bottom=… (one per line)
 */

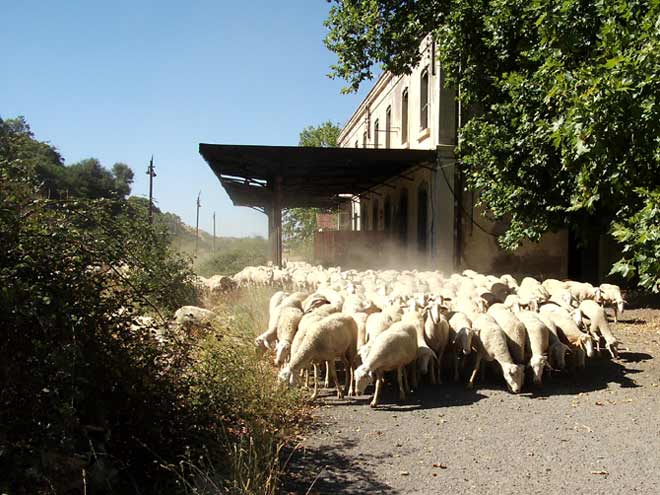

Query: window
left=355, top=140, right=359, bottom=148
left=384, top=195, right=392, bottom=234
left=401, top=89, right=409, bottom=144
left=417, top=182, right=429, bottom=252
left=385, top=106, right=391, bottom=148
left=374, top=119, right=379, bottom=149
left=362, top=130, right=367, bottom=148
left=398, top=188, right=408, bottom=244
left=360, top=201, right=367, bottom=231
left=420, top=68, right=429, bottom=130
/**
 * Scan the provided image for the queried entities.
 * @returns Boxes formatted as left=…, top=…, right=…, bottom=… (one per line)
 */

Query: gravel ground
left=283, top=308, right=660, bottom=495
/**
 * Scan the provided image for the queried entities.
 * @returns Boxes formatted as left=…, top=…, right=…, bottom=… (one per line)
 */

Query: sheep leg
left=324, top=361, right=332, bottom=388
left=429, top=358, right=437, bottom=385
left=409, top=362, right=418, bottom=391
left=370, top=377, right=383, bottom=408
left=436, top=348, right=445, bottom=384
left=402, top=364, right=410, bottom=393
left=311, top=368, right=319, bottom=400
left=397, top=367, right=407, bottom=402
left=341, top=357, right=352, bottom=396
left=468, top=354, right=482, bottom=389
left=330, top=361, right=343, bottom=399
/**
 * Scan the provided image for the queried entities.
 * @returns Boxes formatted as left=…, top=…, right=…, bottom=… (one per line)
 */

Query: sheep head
left=277, top=367, right=296, bottom=386
left=529, top=355, right=548, bottom=385
left=274, top=340, right=291, bottom=366
left=616, top=299, right=625, bottom=318
left=453, top=327, right=474, bottom=355
left=580, top=334, right=595, bottom=358
left=502, top=363, right=525, bottom=393
left=354, top=364, right=373, bottom=395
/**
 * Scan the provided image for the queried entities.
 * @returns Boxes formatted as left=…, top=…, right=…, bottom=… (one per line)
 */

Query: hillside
left=166, top=218, right=269, bottom=277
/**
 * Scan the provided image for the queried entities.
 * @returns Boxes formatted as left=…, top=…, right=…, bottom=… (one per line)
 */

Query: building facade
left=338, top=36, right=568, bottom=278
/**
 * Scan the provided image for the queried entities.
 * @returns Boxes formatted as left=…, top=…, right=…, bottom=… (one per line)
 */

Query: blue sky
left=1, top=0, right=370, bottom=237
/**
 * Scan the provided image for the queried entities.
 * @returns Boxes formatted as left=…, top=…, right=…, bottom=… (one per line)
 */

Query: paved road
left=284, top=309, right=660, bottom=495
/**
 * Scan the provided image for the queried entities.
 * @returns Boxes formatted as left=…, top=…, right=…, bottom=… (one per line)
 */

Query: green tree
left=324, top=0, right=660, bottom=287
left=283, top=122, right=342, bottom=256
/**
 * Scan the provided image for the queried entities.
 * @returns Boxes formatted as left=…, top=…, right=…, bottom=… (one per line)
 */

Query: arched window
left=420, top=68, right=429, bottom=130
left=384, top=195, right=392, bottom=234
left=401, top=88, right=409, bottom=144
left=398, top=188, right=408, bottom=245
left=374, top=119, right=379, bottom=149
left=417, top=181, right=429, bottom=252
left=385, top=106, right=391, bottom=148
left=371, top=199, right=379, bottom=231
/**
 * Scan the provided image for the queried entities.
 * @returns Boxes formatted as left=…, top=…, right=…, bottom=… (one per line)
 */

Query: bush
left=611, top=188, right=660, bottom=292
left=0, top=160, right=202, bottom=492
left=2, top=151, right=302, bottom=495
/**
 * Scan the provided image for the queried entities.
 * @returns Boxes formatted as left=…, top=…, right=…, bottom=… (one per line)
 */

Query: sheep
left=278, top=313, right=358, bottom=400
left=567, top=281, right=602, bottom=304
left=173, top=306, right=217, bottom=328
left=255, top=291, right=305, bottom=350
left=402, top=300, right=437, bottom=386
left=273, top=307, right=304, bottom=366
left=468, top=314, right=525, bottom=393
left=599, top=283, right=626, bottom=322
left=535, top=313, right=572, bottom=370
left=359, top=306, right=402, bottom=360
left=539, top=304, right=594, bottom=361
left=487, top=304, right=527, bottom=365
left=578, top=300, right=621, bottom=358
left=423, top=302, right=450, bottom=384
left=354, top=320, right=418, bottom=407
left=447, top=311, right=475, bottom=381
left=517, top=311, right=552, bottom=385
left=517, top=278, right=550, bottom=309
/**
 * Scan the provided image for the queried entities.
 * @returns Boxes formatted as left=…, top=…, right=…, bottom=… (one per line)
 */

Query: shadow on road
left=282, top=437, right=397, bottom=495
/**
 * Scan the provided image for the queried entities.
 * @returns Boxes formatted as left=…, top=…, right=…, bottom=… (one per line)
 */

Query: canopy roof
left=199, top=143, right=438, bottom=209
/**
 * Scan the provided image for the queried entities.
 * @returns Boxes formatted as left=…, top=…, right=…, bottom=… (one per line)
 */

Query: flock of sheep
left=224, top=263, right=626, bottom=407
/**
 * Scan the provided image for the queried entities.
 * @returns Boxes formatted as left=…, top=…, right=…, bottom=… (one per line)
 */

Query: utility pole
left=195, top=192, right=201, bottom=254
left=212, top=211, right=216, bottom=251
left=146, top=155, right=156, bottom=224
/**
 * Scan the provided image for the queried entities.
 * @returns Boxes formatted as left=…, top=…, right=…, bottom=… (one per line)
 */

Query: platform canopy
left=199, top=143, right=438, bottom=210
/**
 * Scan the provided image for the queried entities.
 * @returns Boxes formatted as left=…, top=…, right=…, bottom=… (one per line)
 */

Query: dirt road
left=284, top=309, right=660, bottom=495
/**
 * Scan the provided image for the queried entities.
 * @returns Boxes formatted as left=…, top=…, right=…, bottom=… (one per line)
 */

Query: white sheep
left=354, top=320, right=418, bottom=407
left=599, top=283, right=625, bottom=322
left=539, top=304, right=594, bottom=361
left=423, top=302, right=450, bottom=384
left=578, top=300, right=620, bottom=358
left=517, top=311, right=551, bottom=386
left=273, top=307, right=304, bottom=366
left=278, top=313, right=358, bottom=400
left=487, top=304, right=527, bottom=365
left=469, top=314, right=525, bottom=393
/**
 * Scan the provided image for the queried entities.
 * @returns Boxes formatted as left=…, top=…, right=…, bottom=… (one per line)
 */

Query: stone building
left=337, top=36, right=568, bottom=278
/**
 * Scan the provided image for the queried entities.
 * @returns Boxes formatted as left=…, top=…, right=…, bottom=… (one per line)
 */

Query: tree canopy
left=324, top=0, right=660, bottom=288
left=1, top=115, right=134, bottom=199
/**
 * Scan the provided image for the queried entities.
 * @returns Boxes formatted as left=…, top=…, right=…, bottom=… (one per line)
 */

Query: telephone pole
left=195, top=192, right=201, bottom=253
left=212, top=211, right=216, bottom=251
left=146, top=155, right=156, bottom=224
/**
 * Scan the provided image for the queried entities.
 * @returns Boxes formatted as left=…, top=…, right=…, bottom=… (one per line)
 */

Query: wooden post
left=272, top=176, right=283, bottom=267
left=195, top=192, right=201, bottom=254
left=146, top=155, right=156, bottom=224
